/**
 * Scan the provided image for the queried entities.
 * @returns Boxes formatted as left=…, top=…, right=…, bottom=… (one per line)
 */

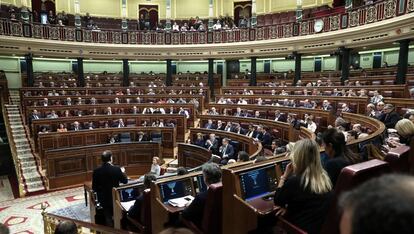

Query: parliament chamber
left=0, top=0, right=414, bottom=233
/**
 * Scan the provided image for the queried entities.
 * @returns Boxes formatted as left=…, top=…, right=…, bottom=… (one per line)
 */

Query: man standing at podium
left=92, top=150, right=128, bottom=227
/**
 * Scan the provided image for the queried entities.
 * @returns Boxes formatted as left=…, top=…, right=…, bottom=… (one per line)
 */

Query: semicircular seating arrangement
left=0, top=0, right=413, bottom=233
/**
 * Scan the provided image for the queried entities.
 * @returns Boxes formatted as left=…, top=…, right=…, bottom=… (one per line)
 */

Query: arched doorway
left=234, top=1, right=252, bottom=27
left=31, top=0, right=55, bottom=23
left=138, top=5, right=159, bottom=30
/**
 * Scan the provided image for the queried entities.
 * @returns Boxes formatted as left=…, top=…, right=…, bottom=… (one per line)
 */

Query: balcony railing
left=0, top=0, right=412, bottom=45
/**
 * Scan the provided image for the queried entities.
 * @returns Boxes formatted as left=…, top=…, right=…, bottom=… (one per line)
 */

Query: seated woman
left=150, top=157, right=161, bottom=176
left=391, top=119, right=414, bottom=146
left=274, top=139, right=332, bottom=234
left=322, top=128, right=360, bottom=186
left=194, top=133, right=205, bottom=147
left=57, top=123, right=67, bottom=132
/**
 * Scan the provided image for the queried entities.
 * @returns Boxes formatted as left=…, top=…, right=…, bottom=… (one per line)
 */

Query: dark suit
left=233, top=127, right=246, bottom=135
left=216, top=124, right=224, bottom=131
left=205, top=138, right=219, bottom=154
left=260, top=132, right=272, bottom=148
left=274, top=114, right=286, bottom=122
left=245, top=130, right=258, bottom=138
left=219, top=144, right=235, bottom=164
left=29, top=114, right=40, bottom=124
left=71, top=125, right=83, bottom=131
left=182, top=191, right=208, bottom=229
left=194, top=139, right=205, bottom=148
left=380, top=111, right=401, bottom=128
left=204, top=123, right=216, bottom=129
left=92, top=162, right=128, bottom=226
left=136, top=135, right=148, bottom=142
left=128, top=194, right=144, bottom=221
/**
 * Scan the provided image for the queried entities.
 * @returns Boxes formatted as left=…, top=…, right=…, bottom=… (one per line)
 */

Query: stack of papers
left=120, top=200, right=135, bottom=211
left=168, top=195, right=195, bottom=207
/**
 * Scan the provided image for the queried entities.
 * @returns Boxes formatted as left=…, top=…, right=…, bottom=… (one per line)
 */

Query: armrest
left=276, top=216, right=308, bottom=234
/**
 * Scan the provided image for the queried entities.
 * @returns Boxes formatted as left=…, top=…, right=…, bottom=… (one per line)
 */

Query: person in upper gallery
left=233, top=123, right=246, bottom=135
left=46, top=110, right=58, bottom=119
left=29, top=109, right=41, bottom=123
left=379, top=104, right=401, bottom=128
left=253, top=110, right=261, bottom=118
left=172, top=21, right=180, bottom=31
left=274, top=139, right=332, bottom=234
left=208, top=107, right=219, bottom=115
left=92, top=150, right=128, bottom=227
left=47, top=10, right=56, bottom=24
left=57, top=123, right=67, bottom=133
left=71, top=121, right=82, bottom=131
left=321, top=128, right=360, bottom=186
left=182, top=163, right=222, bottom=229
left=321, top=100, right=333, bottom=111
left=215, top=120, right=225, bottom=130
left=274, top=110, right=286, bottom=122
left=54, top=220, right=77, bottom=234
left=127, top=173, right=157, bottom=222
left=234, top=107, right=243, bottom=117
left=194, top=133, right=205, bottom=147
left=204, top=119, right=215, bottom=129
left=340, top=103, right=351, bottom=113
left=370, top=90, right=384, bottom=105
left=339, top=174, right=414, bottom=234
left=204, top=133, right=219, bottom=154
left=218, top=138, right=234, bottom=164
left=245, top=124, right=258, bottom=138
left=382, top=61, right=388, bottom=68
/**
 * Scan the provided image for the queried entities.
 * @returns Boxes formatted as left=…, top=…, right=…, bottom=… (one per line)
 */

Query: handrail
left=0, top=0, right=410, bottom=45
left=0, top=96, right=25, bottom=197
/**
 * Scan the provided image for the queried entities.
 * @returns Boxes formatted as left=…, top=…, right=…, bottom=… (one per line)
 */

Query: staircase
left=3, top=90, right=46, bottom=195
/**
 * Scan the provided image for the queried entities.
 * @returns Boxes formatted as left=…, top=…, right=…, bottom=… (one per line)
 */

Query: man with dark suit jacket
left=204, top=119, right=215, bottom=129
left=258, top=126, right=272, bottom=148
left=136, top=131, right=148, bottom=142
left=245, top=125, right=258, bottom=138
left=274, top=110, right=286, bottom=122
left=128, top=174, right=156, bottom=221
left=380, top=104, right=401, bottom=128
left=92, top=150, right=128, bottom=227
left=218, top=138, right=235, bottom=164
left=29, top=109, right=41, bottom=124
left=204, top=133, right=219, bottom=154
left=182, top=163, right=222, bottom=229
left=71, top=121, right=82, bottom=131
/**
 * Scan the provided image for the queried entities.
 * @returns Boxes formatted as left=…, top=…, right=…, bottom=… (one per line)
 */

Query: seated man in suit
left=136, top=131, right=148, bottom=142
left=224, top=122, right=234, bottom=132
left=114, top=118, right=125, bottom=128
left=72, top=121, right=82, bottom=131
left=379, top=104, right=401, bottom=128
left=274, top=110, right=286, bottom=122
left=204, top=133, right=219, bottom=154
left=204, top=119, right=215, bottom=129
left=92, top=150, right=128, bottom=227
left=215, top=120, right=225, bottom=131
left=218, top=138, right=235, bottom=165
left=47, top=110, right=59, bottom=119
left=245, top=124, right=258, bottom=138
left=233, top=123, right=246, bottom=135
left=128, top=173, right=157, bottom=221
left=29, top=109, right=41, bottom=123
left=182, top=163, right=222, bottom=229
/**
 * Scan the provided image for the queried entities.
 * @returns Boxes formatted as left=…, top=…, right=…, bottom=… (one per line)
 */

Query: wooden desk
left=37, top=127, right=176, bottom=160
left=177, top=143, right=212, bottom=168
left=45, top=142, right=160, bottom=189
left=31, top=114, right=187, bottom=143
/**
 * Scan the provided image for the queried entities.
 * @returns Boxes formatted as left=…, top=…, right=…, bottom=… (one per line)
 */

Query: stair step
left=21, top=166, right=39, bottom=173
left=20, top=161, right=37, bottom=167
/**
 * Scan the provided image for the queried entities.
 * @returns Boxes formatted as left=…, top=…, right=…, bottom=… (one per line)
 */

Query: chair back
left=320, top=159, right=391, bottom=234
left=140, top=189, right=152, bottom=234
left=201, top=182, right=223, bottom=234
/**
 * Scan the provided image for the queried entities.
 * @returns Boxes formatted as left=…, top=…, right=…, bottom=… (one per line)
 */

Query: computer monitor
left=239, top=164, right=278, bottom=201
left=159, top=178, right=194, bottom=203
left=195, top=174, right=207, bottom=193
left=119, top=186, right=142, bottom=202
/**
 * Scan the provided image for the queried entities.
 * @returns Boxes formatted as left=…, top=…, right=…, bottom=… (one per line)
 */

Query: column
left=251, top=0, right=257, bottom=27
left=293, top=52, right=302, bottom=86
left=25, top=53, right=34, bottom=87
left=166, top=59, right=172, bottom=86
left=165, top=0, right=172, bottom=30
left=208, top=59, right=215, bottom=97
left=74, top=0, right=81, bottom=28
left=20, top=0, right=30, bottom=23
left=250, top=57, right=257, bottom=86
left=122, top=59, right=129, bottom=86
left=340, top=47, right=351, bottom=85
left=77, top=58, right=84, bottom=87
left=396, top=39, right=411, bottom=84
left=208, top=0, right=214, bottom=30
left=296, top=0, right=303, bottom=22
left=121, top=0, right=128, bottom=30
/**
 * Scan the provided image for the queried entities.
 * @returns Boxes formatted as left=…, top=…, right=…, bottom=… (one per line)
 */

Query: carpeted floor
left=0, top=187, right=89, bottom=234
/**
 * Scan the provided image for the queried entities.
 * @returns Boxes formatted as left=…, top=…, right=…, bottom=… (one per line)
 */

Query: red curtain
left=234, top=1, right=252, bottom=27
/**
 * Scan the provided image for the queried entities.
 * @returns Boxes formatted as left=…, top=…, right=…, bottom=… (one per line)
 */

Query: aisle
left=0, top=187, right=88, bottom=234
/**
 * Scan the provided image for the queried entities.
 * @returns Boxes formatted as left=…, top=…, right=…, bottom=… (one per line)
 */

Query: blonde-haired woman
left=393, top=119, right=414, bottom=146
left=274, top=139, right=332, bottom=234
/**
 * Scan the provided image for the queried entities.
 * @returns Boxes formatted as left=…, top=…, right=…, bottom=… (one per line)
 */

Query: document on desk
left=168, top=195, right=195, bottom=207
left=121, top=200, right=135, bottom=211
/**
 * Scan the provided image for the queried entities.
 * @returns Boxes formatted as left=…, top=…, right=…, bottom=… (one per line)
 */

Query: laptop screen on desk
left=159, top=178, right=194, bottom=203
left=119, top=187, right=141, bottom=202
left=239, top=164, right=277, bottom=201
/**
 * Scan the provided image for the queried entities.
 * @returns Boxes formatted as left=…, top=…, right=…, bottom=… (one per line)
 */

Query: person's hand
left=283, top=163, right=293, bottom=178
left=274, top=206, right=287, bottom=216
left=120, top=167, right=125, bottom=173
